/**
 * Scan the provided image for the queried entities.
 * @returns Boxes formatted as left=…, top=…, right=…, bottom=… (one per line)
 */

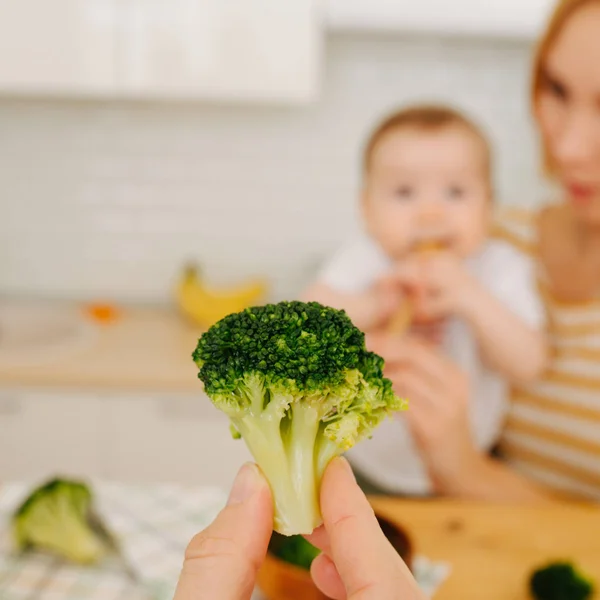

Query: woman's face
left=537, top=2, right=600, bottom=224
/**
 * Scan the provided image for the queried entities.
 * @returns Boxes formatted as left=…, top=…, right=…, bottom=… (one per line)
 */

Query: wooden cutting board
left=370, top=497, right=600, bottom=600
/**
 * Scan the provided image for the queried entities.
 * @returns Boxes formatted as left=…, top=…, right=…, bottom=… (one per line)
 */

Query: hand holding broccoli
left=174, top=459, right=423, bottom=600
left=193, top=301, right=406, bottom=535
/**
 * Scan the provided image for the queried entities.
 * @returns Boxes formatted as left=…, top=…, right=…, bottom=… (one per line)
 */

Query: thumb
left=174, top=463, right=273, bottom=600
left=310, top=458, right=422, bottom=599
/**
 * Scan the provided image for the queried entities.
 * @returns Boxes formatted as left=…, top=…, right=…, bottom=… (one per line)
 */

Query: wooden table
left=0, top=306, right=204, bottom=392
left=370, top=498, right=600, bottom=600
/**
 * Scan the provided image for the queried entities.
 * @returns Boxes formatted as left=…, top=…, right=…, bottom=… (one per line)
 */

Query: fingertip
left=320, top=456, right=373, bottom=527
left=227, top=462, right=270, bottom=506
left=328, top=456, right=355, bottom=480
left=320, top=457, right=356, bottom=500
left=310, top=553, right=345, bottom=600
left=304, top=525, right=328, bottom=553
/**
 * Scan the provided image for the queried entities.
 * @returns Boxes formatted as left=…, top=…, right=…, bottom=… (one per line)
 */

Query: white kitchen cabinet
left=105, top=394, right=252, bottom=490
left=0, top=390, right=108, bottom=481
left=326, top=0, right=554, bottom=39
left=119, top=0, right=321, bottom=103
left=0, top=0, right=117, bottom=95
left=0, top=0, right=320, bottom=102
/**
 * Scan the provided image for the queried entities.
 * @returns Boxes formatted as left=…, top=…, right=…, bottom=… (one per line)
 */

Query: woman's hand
left=173, top=458, right=423, bottom=600
left=307, top=458, right=423, bottom=599
left=367, top=333, right=479, bottom=494
left=303, top=282, right=402, bottom=332
left=173, top=463, right=272, bottom=600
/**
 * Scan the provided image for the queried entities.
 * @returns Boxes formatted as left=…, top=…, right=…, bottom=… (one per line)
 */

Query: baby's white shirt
left=317, top=233, right=545, bottom=494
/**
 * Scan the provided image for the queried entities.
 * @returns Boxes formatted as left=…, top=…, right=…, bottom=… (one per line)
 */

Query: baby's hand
left=376, top=272, right=445, bottom=344
left=408, top=318, right=447, bottom=346
left=371, top=277, right=407, bottom=327
left=412, top=251, right=476, bottom=319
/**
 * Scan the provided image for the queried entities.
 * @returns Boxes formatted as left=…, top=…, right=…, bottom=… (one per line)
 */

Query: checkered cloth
left=0, top=481, right=226, bottom=600
left=0, top=481, right=450, bottom=600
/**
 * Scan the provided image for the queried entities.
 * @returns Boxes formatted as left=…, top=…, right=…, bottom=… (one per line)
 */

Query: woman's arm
left=367, top=333, right=555, bottom=503
left=432, top=449, right=554, bottom=503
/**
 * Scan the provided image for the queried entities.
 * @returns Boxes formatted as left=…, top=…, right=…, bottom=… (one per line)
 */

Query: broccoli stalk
left=229, top=380, right=351, bottom=533
left=193, top=301, right=407, bottom=535
left=270, top=533, right=321, bottom=570
left=12, top=478, right=112, bottom=565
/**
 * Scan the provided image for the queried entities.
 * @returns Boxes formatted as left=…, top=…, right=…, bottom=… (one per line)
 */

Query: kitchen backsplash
left=0, top=33, right=553, bottom=303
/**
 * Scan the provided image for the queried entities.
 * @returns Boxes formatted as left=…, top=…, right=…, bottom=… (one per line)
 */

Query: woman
left=374, top=0, right=600, bottom=502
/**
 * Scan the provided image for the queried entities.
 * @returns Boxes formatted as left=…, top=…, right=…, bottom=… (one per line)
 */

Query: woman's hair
left=532, top=0, right=600, bottom=174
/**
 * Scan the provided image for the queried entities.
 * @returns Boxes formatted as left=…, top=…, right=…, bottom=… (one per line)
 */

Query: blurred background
left=2, top=2, right=591, bottom=599
left=0, top=0, right=555, bottom=305
left=0, top=0, right=555, bottom=536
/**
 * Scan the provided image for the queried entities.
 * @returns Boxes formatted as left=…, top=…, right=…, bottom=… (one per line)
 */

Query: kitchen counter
left=371, top=497, right=600, bottom=600
left=0, top=306, right=205, bottom=393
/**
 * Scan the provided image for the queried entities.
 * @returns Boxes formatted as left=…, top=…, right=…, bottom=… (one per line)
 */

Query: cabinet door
left=0, top=390, right=108, bottom=481
left=106, top=394, right=252, bottom=490
left=120, top=0, right=320, bottom=102
left=326, top=0, right=553, bottom=38
left=0, top=0, right=117, bottom=95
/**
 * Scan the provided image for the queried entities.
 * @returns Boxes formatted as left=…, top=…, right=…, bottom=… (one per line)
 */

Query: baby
left=303, top=105, right=547, bottom=494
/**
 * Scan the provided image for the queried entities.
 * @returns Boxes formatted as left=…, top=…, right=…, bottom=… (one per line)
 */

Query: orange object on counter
left=84, top=303, right=121, bottom=324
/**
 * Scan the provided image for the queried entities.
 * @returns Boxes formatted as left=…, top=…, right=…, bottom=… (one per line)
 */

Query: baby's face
left=363, top=126, right=491, bottom=260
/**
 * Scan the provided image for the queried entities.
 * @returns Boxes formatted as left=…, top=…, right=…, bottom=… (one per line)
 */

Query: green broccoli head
left=193, top=301, right=407, bottom=535
left=530, top=561, right=594, bottom=600
left=12, top=478, right=112, bottom=565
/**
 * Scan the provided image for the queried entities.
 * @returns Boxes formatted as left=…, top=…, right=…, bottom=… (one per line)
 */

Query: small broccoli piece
left=530, top=561, right=594, bottom=600
left=12, top=478, right=112, bottom=565
left=272, top=534, right=320, bottom=570
left=193, top=300, right=407, bottom=535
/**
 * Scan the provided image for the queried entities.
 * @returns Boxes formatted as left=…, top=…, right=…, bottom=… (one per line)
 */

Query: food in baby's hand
left=192, top=301, right=406, bottom=535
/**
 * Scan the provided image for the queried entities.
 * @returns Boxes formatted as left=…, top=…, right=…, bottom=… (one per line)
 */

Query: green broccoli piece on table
left=530, top=561, right=595, bottom=600
left=12, top=478, right=113, bottom=565
left=193, top=300, right=407, bottom=535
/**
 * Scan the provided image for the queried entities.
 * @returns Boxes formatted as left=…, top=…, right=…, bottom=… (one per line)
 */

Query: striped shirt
left=494, top=206, right=600, bottom=501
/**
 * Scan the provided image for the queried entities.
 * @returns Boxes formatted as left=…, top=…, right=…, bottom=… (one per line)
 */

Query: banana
left=176, top=264, right=268, bottom=328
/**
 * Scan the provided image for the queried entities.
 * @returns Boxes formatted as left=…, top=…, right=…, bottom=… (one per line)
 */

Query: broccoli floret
left=530, top=561, right=594, bottom=600
left=12, top=478, right=112, bottom=565
left=193, top=301, right=407, bottom=535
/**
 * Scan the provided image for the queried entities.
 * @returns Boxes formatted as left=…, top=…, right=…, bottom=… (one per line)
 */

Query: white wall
left=0, top=33, right=551, bottom=303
